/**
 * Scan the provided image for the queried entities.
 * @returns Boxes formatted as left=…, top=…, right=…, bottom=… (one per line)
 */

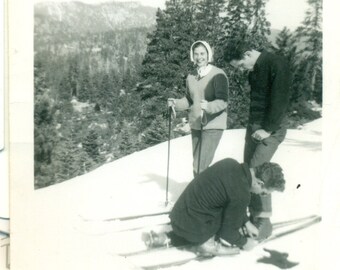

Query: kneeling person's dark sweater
left=170, top=158, right=252, bottom=247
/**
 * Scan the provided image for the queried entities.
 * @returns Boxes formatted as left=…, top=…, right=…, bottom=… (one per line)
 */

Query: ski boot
left=195, top=237, right=240, bottom=257
left=143, top=230, right=171, bottom=248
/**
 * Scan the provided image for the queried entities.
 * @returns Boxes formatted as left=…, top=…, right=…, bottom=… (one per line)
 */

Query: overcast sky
left=34, top=0, right=310, bottom=31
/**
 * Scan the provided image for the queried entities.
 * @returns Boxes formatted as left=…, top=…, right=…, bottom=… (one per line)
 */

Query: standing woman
left=168, top=41, right=229, bottom=176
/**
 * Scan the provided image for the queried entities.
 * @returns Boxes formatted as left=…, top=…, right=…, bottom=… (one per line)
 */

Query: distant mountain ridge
left=35, top=1, right=286, bottom=42
left=34, top=1, right=157, bottom=33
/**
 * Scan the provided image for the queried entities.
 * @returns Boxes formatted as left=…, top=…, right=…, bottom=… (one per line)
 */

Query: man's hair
left=223, top=39, right=252, bottom=62
left=254, top=162, right=285, bottom=192
left=223, top=29, right=253, bottom=63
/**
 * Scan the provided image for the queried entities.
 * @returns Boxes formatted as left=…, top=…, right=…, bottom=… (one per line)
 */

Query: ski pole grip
left=169, top=105, right=176, bottom=119
left=201, top=110, right=207, bottom=126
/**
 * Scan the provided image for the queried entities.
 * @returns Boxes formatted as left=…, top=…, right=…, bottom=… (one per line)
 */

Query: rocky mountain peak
left=35, top=1, right=157, bottom=33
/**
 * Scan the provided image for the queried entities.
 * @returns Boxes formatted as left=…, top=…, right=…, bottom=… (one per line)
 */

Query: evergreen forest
left=34, top=0, right=322, bottom=188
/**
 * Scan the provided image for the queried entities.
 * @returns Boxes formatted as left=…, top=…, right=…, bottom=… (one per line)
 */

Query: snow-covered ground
left=10, top=119, right=323, bottom=270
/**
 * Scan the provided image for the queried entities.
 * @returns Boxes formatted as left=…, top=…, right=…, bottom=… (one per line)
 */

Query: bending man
left=224, top=41, right=291, bottom=237
left=147, top=158, right=285, bottom=256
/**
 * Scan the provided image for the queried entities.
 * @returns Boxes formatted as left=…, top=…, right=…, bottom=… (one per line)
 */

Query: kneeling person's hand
left=245, top=220, right=259, bottom=238
left=243, top=238, right=259, bottom=251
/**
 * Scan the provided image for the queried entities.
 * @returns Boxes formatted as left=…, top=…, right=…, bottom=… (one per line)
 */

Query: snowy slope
left=11, top=119, right=322, bottom=270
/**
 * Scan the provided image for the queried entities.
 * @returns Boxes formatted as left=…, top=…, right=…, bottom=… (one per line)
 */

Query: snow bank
left=12, top=119, right=322, bottom=270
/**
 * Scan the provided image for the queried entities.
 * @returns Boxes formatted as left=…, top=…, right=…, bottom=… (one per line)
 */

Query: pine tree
left=216, top=0, right=272, bottom=128
left=141, top=1, right=196, bottom=94
left=53, top=137, right=95, bottom=183
left=68, top=56, right=80, bottom=97
left=271, top=27, right=302, bottom=107
left=99, top=73, right=114, bottom=109
left=119, top=129, right=138, bottom=156
left=248, top=0, right=271, bottom=49
left=34, top=62, right=58, bottom=186
left=295, top=0, right=322, bottom=103
left=142, top=115, right=169, bottom=147
left=34, top=162, right=57, bottom=188
left=273, top=27, right=298, bottom=66
left=218, top=0, right=253, bottom=60
left=138, top=0, right=199, bottom=132
left=219, top=0, right=271, bottom=65
left=194, top=0, right=225, bottom=61
left=78, top=65, right=92, bottom=102
left=83, top=129, right=100, bottom=162
left=58, top=76, right=73, bottom=101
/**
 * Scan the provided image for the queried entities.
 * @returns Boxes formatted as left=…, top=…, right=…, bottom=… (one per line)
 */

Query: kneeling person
left=148, top=158, right=285, bottom=256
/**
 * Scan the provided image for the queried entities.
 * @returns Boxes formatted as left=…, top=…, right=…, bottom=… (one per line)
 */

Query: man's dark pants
left=244, top=123, right=286, bottom=239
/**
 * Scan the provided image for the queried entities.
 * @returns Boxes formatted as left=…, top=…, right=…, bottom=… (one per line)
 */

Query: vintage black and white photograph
left=6, top=0, right=340, bottom=269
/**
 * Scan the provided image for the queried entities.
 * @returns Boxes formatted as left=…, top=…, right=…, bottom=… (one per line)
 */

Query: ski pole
left=197, top=124, right=203, bottom=175
left=197, top=110, right=207, bottom=175
left=166, top=106, right=175, bottom=206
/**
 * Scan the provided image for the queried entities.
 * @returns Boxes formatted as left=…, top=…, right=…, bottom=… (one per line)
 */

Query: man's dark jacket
left=170, top=158, right=252, bottom=247
left=248, top=50, right=291, bottom=132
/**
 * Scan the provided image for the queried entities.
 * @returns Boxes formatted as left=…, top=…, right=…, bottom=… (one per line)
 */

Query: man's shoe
left=196, top=237, right=240, bottom=256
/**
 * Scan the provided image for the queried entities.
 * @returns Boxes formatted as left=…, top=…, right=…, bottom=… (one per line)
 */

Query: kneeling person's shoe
left=196, top=237, right=240, bottom=256
left=143, top=231, right=170, bottom=248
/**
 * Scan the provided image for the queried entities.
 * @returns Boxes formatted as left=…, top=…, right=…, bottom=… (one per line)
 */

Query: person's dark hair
left=254, top=162, right=285, bottom=192
left=223, top=39, right=252, bottom=62
left=192, top=42, right=208, bottom=54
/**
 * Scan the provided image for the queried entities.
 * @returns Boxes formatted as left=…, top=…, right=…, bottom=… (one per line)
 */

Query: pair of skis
left=120, top=214, right=321, bottom=270
left=77, top=204, right=173, bottom=234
